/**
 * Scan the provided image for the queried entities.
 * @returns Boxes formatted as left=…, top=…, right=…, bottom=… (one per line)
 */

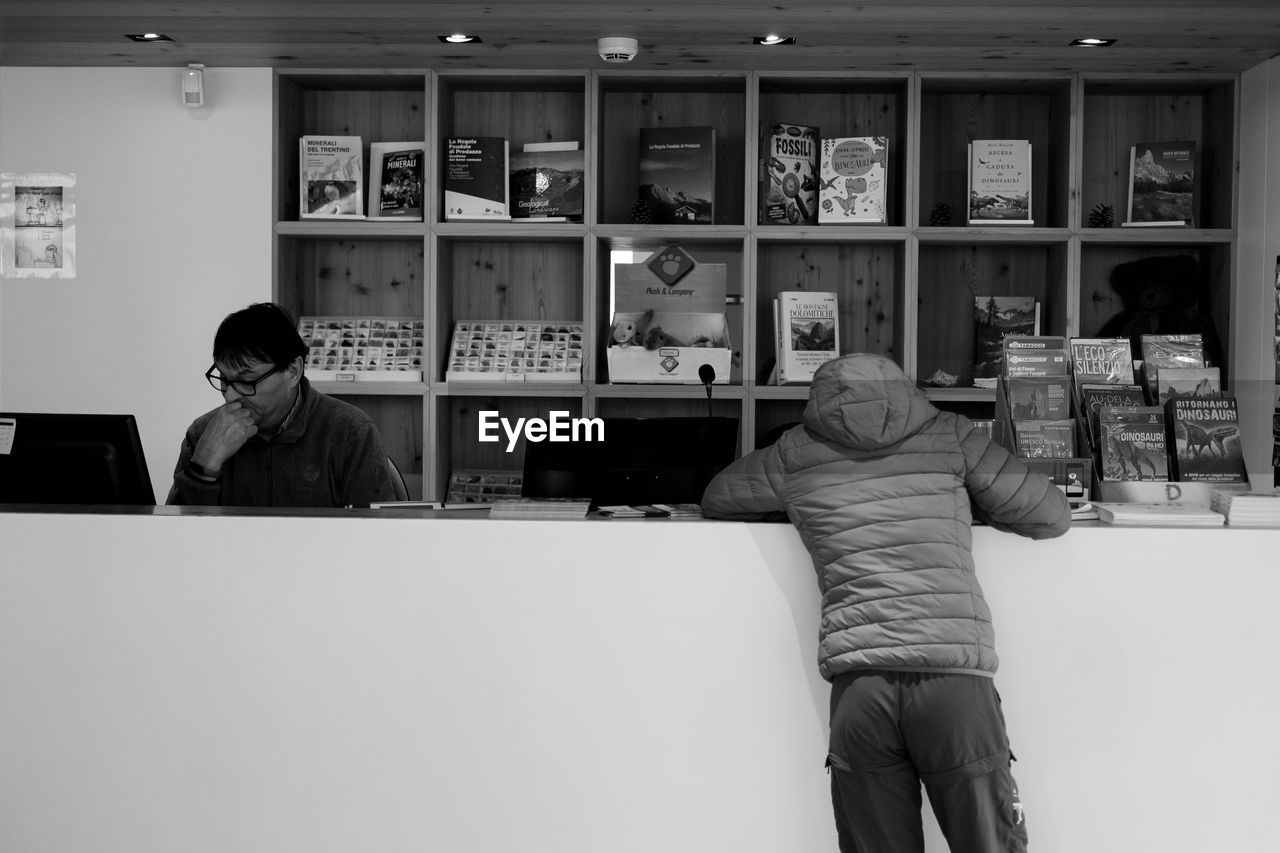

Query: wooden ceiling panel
left=2, top=1, right=1278, bottom=73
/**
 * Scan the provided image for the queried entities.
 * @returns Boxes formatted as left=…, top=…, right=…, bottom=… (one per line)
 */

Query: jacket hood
left=801, top=354, right=936, bottom=450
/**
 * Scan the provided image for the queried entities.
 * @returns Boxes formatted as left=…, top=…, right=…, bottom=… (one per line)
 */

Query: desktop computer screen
left=522, top=416, right=740, bottom=506
left=0, top=412, right=156, bottom=505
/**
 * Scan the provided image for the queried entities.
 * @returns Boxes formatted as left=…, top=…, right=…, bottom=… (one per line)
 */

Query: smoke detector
left=598, top=37, right=639, bottom=63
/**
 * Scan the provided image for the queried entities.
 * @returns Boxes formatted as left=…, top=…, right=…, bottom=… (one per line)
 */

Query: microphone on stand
left=698, top=364, right=716, bottom=418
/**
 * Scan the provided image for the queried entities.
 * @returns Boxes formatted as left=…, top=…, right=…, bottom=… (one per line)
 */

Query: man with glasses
left=167, top=302, right=397, bottom=507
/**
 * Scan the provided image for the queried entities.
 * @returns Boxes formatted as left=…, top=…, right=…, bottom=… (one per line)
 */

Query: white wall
left=0, top=67, right=273, bottom=499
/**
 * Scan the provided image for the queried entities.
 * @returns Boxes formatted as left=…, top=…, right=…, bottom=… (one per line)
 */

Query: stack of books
left=1093, top=502, right=1225, bottom=527
left=597, top=503, right=705, bottom=519
left=1209, top=489, right=1280, bottom=527
left=488, top=497, right=592, bottom=520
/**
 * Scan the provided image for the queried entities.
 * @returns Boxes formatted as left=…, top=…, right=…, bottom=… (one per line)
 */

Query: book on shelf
left=298, top=316, right=424, bottom=381
left=818, top=136, right=888, bottom=224
left=1139, top=333, right=1206, bottom=404
left=1010, top=418, right=1075, bottom=459
left=596, top=503, right=704, bottom=519
left=1070, top=337, right=1136, bottom=387
left=445, top=136, right=511, bottom=221
left=488, top=496, right=592, bottom=520
left=520, top=140, right=581, bottom=152
left=774, top=290, right=839, bottom=385
left=1093, top=502, right=1224, bottom=527
left=967, top=139, right=1032, bottom=225
left=759, top=122, right=818, bottom=226
left=972, top=296, right=1040, bottom=384
left=1098, top=405, right=1169, bottom=482
left=509, top=143, right=584, bottom=221
left=299, top=135, right=365, bottom=220
left=1210, top=488, right=1280, bottom=526
left=597, top=504, right=669, bottom=518
left=1166, top=395, right=1247, bottom=484
left=444, top=320, right=584, bottom=383
left=637, top=126, right=715, bottom=224
left=1154, top=365, right=1221, bottom=405
left=1124, top=140, right=1196, bottom=227
left=367, top=141, right=424, bottom=220
left=1004, top=375, right=1071, bottom=421
left=1078, top=383, right=1145, bottom=451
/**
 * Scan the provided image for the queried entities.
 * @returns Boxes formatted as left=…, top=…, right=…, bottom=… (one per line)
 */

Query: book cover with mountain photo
left=509, top=146, right=584, bottom=220
left=1125, top=141, right=1196, bottom=227
left=638, top=126, right=715, bottom=224
left=972, top=295, right=1039, bottom=382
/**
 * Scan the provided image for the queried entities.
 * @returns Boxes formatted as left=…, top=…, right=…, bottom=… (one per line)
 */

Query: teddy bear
left=1095, top=254, right=1223, bottom=365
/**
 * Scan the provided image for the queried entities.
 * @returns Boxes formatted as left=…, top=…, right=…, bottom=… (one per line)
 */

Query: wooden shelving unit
left=272, top=68, right=1242, bottom=502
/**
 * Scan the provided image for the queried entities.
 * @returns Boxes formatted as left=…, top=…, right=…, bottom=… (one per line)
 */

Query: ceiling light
left=1070, top=37, right=1116, bottom=47
left=754, top=35, right=797, bottom=46
left=438, top=34, right=482, bottom=44
left=125, top=33, right=173, bottom=42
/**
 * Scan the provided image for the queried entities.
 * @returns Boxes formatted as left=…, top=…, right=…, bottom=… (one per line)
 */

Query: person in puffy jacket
left=701, top=352, right=1070, bottom=853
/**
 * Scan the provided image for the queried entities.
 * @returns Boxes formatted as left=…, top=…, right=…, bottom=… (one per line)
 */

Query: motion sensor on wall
left=182, top=63, right=205, bottom=107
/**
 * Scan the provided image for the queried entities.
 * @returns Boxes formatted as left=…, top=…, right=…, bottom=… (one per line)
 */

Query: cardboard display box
left=607, top=248, right=732, bottom=384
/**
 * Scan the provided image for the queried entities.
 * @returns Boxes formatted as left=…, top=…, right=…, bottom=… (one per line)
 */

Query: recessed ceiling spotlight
left=753, top=35, right=797, bottom=46
left=437, top=34, right=482, bottom=44
left=125, top=33, right=173, bottom=42
left=1070, top=37, right=1116, bottom=47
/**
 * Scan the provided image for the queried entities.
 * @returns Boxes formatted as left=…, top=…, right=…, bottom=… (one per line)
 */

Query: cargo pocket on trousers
left=1002, top=771, right=1030, bottom=850
left=825, top=754, right=858, bottom=853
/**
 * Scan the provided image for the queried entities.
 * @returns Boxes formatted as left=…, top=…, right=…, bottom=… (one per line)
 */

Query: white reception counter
left=1, top=508, right=1277, bottom=852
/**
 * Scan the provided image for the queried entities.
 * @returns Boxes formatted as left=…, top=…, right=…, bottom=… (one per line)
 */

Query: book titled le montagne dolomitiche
left=774, top=291, right=839, bottom=385
left=638, top=126, right=715, bottom=224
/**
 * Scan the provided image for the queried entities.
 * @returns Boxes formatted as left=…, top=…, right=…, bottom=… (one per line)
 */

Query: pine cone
left=1087, top=203, right=1114, bottom=228
left=628, top=196, right=654, bottom=224
left=928, top=202, right=952, bottom=226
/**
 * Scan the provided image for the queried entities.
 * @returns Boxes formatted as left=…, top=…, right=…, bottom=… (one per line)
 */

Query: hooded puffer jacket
left=701, top=353, right=1070, bottom=681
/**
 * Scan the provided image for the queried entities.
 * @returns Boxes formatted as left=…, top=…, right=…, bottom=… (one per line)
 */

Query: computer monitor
left=0, top=412, right=156, bottom=506
left=522, top=416, right=740, bottom=506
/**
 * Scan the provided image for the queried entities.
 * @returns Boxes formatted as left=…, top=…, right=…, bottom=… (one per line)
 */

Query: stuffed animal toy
left=1096, top=254, right=1223, bottom=365
left=611, top=317, right=639, bottom=346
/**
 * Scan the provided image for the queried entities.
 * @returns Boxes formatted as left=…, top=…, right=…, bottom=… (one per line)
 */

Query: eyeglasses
left=205, top=363, right=282, bottom=396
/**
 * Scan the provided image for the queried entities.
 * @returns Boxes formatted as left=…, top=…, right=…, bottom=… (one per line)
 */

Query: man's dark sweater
left=168, top=378, right=396, bottom=507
